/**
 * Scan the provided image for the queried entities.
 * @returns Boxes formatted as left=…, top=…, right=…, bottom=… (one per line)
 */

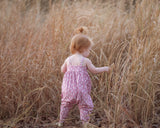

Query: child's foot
left=56, top=122, right=63, bottom=127
left=83, top=122, right=89, bottom=128
left=83, top=122, right=94, bottom=128
left=83, top=122, right=97, bottom=128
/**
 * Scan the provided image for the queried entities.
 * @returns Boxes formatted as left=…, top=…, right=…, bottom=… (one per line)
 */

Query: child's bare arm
left=86, top=58, right=110, bottom=74
left=61, top=60, right=67, bottom=73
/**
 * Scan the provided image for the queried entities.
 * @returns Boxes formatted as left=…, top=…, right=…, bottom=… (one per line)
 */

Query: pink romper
left=60, top=56, right=94, bottom=122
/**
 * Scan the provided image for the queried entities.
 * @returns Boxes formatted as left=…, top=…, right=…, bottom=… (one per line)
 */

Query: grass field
left=0, top=0, right=160, bottom=127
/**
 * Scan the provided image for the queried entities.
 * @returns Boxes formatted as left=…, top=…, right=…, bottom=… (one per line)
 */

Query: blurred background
left=0, top=0, right=160, bottom=128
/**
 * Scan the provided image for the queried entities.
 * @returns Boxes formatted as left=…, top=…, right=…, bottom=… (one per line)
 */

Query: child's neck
left=75, top=52, right=83, bottom=56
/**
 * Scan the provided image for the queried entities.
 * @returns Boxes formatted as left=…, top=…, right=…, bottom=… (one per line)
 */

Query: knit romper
left=60, top=56, right=94, bottom=122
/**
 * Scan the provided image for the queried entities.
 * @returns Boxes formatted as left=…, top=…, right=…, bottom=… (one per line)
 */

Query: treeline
left=1, top=0, right=142, bottom=13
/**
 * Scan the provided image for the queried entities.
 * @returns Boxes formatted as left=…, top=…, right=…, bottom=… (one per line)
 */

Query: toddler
left=57, top=27, right=112, bottom=127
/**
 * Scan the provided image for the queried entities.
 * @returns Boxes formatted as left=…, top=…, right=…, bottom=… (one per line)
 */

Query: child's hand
left=109, top=63, right=115, bottom=72
left=104, top=66, right=110, bottom=72
left=107, top=63, right=115, bottom=73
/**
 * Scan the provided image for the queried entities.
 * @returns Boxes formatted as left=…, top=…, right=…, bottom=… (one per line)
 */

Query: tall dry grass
left=0, top=0, right=160, bottom=127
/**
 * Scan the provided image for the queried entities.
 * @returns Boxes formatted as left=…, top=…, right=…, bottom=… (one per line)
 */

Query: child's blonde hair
left=70, top=26, right=93, bottom=54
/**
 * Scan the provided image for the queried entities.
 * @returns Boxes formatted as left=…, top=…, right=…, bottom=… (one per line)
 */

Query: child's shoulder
left=83, top=57, right=92, bottom=65
left=64, top=55, right=75, bottom=62
left=63, top=56, right=71, bottom=63
left=83, top=57, right=89, bottom=61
